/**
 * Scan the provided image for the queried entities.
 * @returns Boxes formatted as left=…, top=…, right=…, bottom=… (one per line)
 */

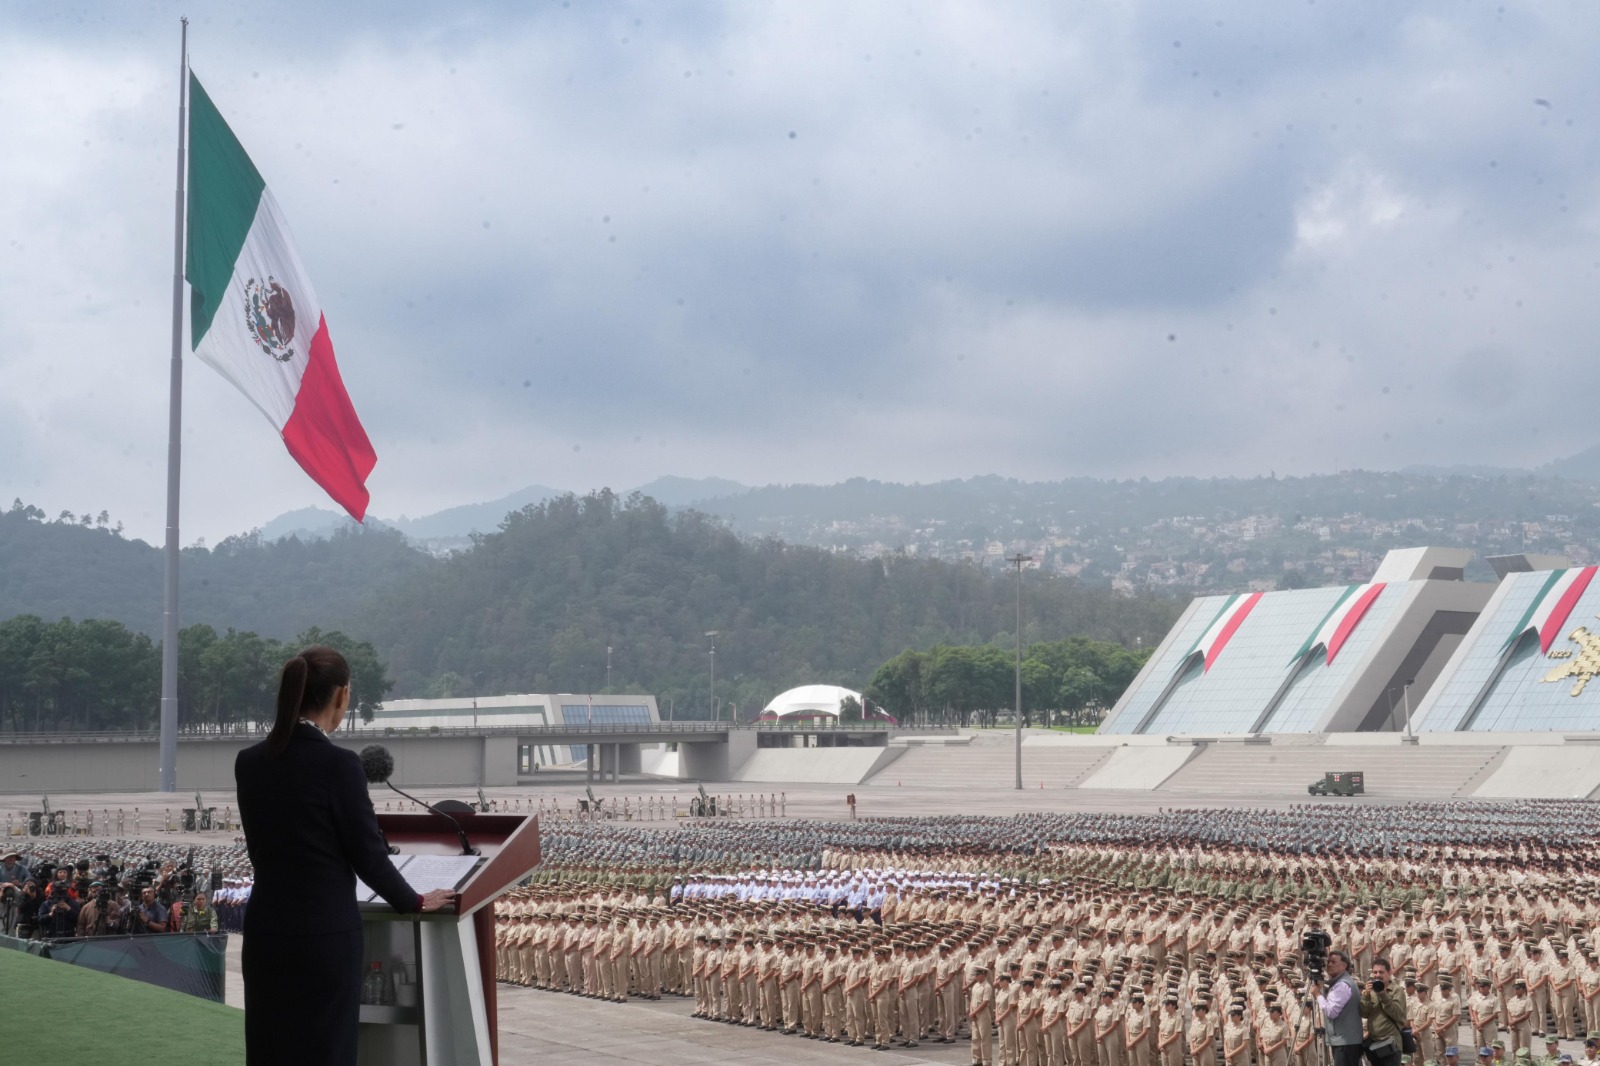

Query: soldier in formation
left=496, top=800, right=1600, bottom=1064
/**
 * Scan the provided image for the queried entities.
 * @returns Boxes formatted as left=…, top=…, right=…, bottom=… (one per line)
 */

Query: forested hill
left=0, top=495, right=1179, bottom=712
left=358, top=492, right=1179, bottom=703
left=0, top=501, right=431, bottom=640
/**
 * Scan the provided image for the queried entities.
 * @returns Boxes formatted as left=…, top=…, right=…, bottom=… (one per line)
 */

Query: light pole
left=606, top=645, right=612, bottom=691
left=1006, top=553, right=1032, bottom=790
left=665, top=696, right=674, bottom=722
left=706, top=631, right=720, bottom=721
left=1402, top=678, right=1415, bottom=741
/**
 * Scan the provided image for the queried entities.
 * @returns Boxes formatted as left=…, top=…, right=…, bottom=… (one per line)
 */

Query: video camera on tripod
left=1302, top=929, right=1333, bottom=980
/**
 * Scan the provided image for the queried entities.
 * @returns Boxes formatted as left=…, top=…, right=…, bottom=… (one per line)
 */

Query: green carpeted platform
left=0, top=946, right=243, bottom=1061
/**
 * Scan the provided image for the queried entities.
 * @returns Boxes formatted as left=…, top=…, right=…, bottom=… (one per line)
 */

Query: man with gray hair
left=1314, top=949, right=1366, bottom=1066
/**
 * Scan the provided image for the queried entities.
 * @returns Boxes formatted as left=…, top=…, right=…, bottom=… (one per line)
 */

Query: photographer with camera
left=1361, top=958, right=1411, bottom=1066
left=13, top=879, right=42, bottom=937
left=0, top=850, right=29, bottom=935
left=1, top=849, right=30, bottom=891
left=76, top=882, right=110, bottom=937
left=134, top=885, right=168, bottom=935
left=181, top=891, right=219, bottom=934
left=40, top=880, right=80, bottom=938
left=1313, top=949, right=1366, bottom=1066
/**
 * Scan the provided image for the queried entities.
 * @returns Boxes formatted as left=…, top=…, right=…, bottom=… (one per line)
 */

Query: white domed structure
left=759, top=684, right=896, bottom=724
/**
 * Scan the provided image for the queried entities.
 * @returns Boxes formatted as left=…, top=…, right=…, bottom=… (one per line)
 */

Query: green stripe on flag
left=1183, top=594, right=1237, bottom=660
left=1502, top=569, right=1566, bottom=648
left=185, top=72, right=266, bottom=347
left=1289, top=584, right=1357, bottom=665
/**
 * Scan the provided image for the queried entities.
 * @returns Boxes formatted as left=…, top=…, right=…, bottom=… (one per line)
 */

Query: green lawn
left=0, top=946, right=243, bottom=1061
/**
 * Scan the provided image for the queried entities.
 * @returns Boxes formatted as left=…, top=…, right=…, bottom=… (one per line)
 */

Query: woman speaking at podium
left=236, top=646, right=455, bottom=1065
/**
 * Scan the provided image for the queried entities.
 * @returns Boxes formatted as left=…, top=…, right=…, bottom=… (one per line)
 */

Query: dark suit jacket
left=235, top=721, right=419, bottom=935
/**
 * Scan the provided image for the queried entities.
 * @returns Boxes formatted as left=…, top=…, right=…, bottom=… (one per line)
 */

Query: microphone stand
left=384, top=780, right=480, bottom=856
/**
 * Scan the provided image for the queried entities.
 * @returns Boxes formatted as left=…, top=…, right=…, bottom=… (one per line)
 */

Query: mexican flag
left=1292, top=582, right=1386, bottom=667
left=1505, top=566, right=1598, bottom=654
left=184, top=73, right=376, bottom=521
left=1186, top=591, right=1263, bottom=672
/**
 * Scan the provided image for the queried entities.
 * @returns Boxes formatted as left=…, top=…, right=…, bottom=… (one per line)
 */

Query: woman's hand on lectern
left=420, top=889, right=457, bottom=913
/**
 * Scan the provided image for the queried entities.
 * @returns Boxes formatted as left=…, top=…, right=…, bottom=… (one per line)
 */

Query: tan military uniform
left=1188, top=1013, right=1217, bottom=1066
left=1043, top=991, right=1068, bottom=1066
left=1158, top=1006, right=1185, bottom=1066
left=971, top=977, right=996, bottom=1066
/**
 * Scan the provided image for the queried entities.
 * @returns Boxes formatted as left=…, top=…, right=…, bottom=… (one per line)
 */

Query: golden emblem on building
left=1541, top=625, right=1600, bottom=696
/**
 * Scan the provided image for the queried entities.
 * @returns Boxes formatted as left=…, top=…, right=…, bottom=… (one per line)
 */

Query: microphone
left=359, top=744, right=479, bottom=857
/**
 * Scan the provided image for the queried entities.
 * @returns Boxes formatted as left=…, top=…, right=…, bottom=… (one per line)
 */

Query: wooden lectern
left=356, top=811, right=541, bottom=1066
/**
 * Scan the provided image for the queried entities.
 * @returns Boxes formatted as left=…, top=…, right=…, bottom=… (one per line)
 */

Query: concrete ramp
left=1076, top=745, right=1198, bottom=790
left=728, top=746, right=905, bottom=784
left=1473, top=746, right=1600, bottom=799
left=871, top=740, right=1115, bottom=788
left=1158, top=743, right=1495, bottom=798
left=638, top=749, right=680, bottom=778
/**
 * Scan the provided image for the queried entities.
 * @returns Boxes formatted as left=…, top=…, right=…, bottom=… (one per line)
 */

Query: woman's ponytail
left=266, top=645, right=351, bottom=758
left=267, top=655, right=309, bottom=757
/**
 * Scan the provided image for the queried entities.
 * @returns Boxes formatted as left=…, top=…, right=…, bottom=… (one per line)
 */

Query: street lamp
left=1006, top=553, right=1033, bottom=790
left=606, top=645, right=612, bottom=691
left=1402, top=678, right=1416, bottom=741
left=706, top=631, right=720, bottom=721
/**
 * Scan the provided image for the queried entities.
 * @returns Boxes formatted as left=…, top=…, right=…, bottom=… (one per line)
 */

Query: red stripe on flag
left=1538, top=566, right=1596, bottom=653
left=1325, top=582, right=1385, bottom=665
left=1204, top=591, right=1262, bottom=672
left=281, top=314, right=377, bottom=522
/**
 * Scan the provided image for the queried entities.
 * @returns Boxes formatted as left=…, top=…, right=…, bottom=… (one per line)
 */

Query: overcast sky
left=4, top=2, right=1599, bottom=544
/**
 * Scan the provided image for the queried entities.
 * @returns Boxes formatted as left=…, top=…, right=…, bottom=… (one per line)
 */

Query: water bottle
left=362, top=961, right=384, bottom=1005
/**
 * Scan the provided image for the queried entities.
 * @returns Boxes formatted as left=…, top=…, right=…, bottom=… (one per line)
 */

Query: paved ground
left=496, top=980, right=969, bottom=1066
left=1, top=775, right=1407, bottom=832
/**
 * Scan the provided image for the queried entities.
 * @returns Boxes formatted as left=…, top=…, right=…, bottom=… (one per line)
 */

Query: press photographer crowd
left=0, top=842, right=250, bottom=940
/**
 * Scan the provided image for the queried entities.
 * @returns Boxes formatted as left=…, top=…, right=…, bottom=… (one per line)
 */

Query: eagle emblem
left=1540, top=623, right=1600, bottom=696
left=243, top=276, right=298, bottom=362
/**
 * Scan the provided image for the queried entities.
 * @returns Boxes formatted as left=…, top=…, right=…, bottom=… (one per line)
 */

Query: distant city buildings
left=751, top=505, right=1594, bottom=596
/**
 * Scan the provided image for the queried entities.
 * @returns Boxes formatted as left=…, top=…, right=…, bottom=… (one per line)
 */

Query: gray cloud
left=5, top=1, right=1600, bottom=542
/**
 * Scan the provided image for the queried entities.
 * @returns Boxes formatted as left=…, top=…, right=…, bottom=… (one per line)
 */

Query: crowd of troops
left=16, top=797, right=1600, bottom=1066
left=498, top=801, right=1600, bottom=1066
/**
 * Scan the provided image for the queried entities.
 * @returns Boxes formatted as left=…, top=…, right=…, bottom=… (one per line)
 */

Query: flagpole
left=159, top=17, right=189, bottom=792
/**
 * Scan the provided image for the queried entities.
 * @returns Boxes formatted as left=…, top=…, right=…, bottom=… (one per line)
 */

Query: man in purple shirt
left=1314, top=950, right=1366, bottom=1066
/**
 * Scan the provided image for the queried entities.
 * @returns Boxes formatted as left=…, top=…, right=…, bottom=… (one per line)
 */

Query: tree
left=863, top=649, right=925, bottom=723
left=294, top=627, right=393, bottom=724
left=837, top=694, right=863, bottom=721
left=923, top=644, right=1012, bottom=727
left=422, top=671, right=466, bottom=699
left=1057, top=666, right=1102, bottom=725
left=1021, top=657, right=1056, bottom=727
